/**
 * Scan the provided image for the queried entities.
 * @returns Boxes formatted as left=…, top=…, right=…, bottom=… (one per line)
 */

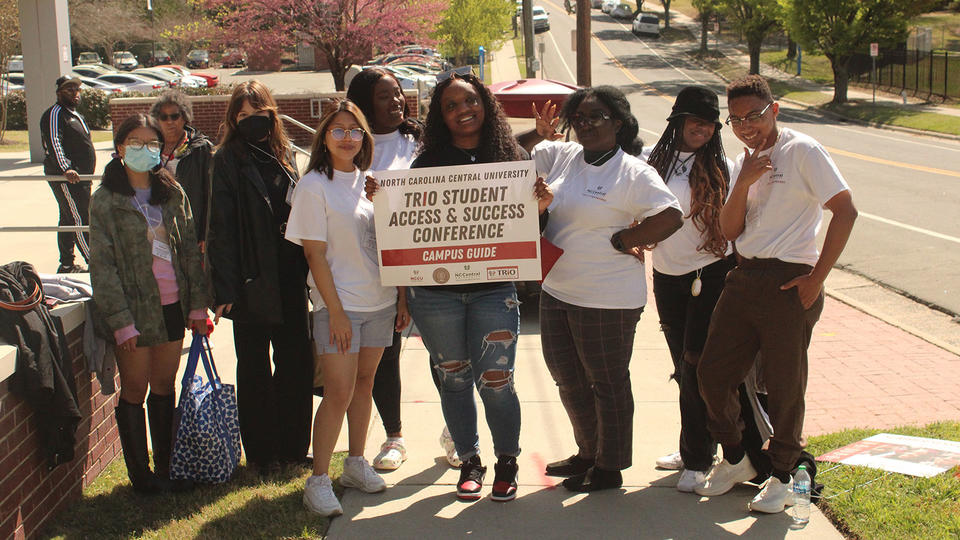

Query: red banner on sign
left=381, top=241, right=538, bottom=266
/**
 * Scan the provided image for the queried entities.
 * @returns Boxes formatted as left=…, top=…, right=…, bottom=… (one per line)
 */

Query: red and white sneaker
left=456, top=455, right=486, bottom=501
left=491, top=455, right=519, bottom=502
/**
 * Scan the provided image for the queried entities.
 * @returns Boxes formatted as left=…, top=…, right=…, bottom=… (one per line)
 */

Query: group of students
left=86, top=70, right=856, bottom=519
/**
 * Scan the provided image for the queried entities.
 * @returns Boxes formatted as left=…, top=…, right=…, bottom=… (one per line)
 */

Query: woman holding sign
left=400, top=72, right=550, bottom=503
left=286, top=100, right=410, bottom=517
left=529, top=86, right=683, bottom=492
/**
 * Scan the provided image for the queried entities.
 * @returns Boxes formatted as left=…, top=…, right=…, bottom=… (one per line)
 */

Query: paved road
left=532, top=3, right=960, bottom=316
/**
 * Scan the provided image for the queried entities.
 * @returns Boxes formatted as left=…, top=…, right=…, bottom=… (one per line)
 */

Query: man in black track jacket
left=40, top=76, right=96, bottom=273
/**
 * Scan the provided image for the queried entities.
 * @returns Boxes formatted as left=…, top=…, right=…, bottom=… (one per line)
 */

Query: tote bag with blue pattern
left=170, top=334, right=241, bottom=483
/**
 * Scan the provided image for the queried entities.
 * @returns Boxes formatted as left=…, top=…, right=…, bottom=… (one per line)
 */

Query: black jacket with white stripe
left=40, top=103, right=96, bottom=177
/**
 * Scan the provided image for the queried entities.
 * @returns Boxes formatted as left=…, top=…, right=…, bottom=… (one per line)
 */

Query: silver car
left=96, top=73, right=165, bottom=93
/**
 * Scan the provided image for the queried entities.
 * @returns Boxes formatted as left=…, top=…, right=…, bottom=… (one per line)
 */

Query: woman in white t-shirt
left=285, top=100, right=410, bottom=518
left=346, top=68, right=426, bottom=471
left=531, top=86, right=683, bottom=492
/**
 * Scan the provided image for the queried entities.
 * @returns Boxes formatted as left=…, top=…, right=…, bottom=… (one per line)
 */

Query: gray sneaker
left=340, top=456, right=386, bottom=493
left=303, top=474, right=342, bottom=517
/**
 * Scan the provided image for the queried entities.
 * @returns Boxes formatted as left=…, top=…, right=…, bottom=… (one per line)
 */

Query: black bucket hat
left=667, top=86, right=720, bottom=125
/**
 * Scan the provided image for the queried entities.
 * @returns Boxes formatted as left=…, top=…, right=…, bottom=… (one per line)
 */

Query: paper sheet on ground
left=372, top=161, right=541, bottom=286
left=817, top=433, right=960, bottom=477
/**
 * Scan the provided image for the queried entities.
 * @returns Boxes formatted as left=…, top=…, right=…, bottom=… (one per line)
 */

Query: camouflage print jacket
left=89, top=160, right=211, bottom=346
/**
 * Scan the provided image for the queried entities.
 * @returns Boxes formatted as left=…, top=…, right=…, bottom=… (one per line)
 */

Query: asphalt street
left=528, top=3, right=960, bottom=317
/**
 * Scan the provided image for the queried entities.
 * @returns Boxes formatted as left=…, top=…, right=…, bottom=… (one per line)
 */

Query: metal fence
left=848, top=48, right=960, bottom=100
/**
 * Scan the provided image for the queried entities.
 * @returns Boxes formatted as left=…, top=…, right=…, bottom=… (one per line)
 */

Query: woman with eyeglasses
left=149, top=90, right=215, bottom=246
left=206, top=81, right=313, bottom=476
left=89, top=114, right=210, bottom=493
left=287, top=99, right=409, bottom=517
left=525, top=85, right=683, bottom=492
left=345, top=68, right=428, bottom=471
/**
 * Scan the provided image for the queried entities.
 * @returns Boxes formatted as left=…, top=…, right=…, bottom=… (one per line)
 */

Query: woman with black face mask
left=206, top=80, right=313, bottom=476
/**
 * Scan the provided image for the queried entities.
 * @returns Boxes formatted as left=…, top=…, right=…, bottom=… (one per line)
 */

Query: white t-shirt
left=640, top=147, right=735, bottom=275
left=285, top=168, right=396, bottom=312
left=731, top=127, right=849, bottom=265
left=371, top=130, right=418, bottom=172
left=533, top=140, right=681, bottom=309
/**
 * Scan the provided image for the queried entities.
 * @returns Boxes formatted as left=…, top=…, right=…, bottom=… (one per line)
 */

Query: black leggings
left=372, top=329, right=403, bottom=435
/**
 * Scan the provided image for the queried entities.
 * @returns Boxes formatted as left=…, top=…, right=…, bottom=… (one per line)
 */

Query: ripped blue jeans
left=407, top=284, right=521, bottom=460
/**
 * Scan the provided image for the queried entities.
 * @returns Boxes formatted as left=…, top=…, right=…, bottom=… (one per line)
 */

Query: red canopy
left=489, top=79, right=581, bottom=118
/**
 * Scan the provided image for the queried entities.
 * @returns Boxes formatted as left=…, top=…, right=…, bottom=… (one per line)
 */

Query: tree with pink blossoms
left=207, top=0, right=447, bottom=89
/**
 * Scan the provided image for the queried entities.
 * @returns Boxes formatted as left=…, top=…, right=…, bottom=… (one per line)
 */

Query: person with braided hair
left=642, top=86, right=736, bottom=492
left=526, top=85, right=683, bottom=492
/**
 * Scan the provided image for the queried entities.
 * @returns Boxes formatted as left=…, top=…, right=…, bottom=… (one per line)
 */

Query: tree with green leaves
left=780, top=0, right=932, bottom=104
left=692, top=0, right=720, bottom=53
left=433, top=0, right=512, bottom=66
left=720, top=0, right=781, bottom=74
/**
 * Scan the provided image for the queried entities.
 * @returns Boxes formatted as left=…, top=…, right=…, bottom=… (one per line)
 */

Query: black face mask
left=236, top=114, right=272, bottom=142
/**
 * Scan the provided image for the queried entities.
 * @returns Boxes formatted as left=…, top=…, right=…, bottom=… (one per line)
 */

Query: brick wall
left=110, top=91, right=421, bottom=149
left=0, top=324, right=121, bottom=540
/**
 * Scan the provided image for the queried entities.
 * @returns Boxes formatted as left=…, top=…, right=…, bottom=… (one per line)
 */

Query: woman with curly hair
left=643, top=86, right=736, bottom=492
left=526, top=85, right=683, bottom=492
left=397, top=72, right=550, bottom=503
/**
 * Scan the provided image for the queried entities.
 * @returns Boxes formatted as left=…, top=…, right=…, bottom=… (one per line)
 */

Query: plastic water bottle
left=792, top=465, right=811, bottom=525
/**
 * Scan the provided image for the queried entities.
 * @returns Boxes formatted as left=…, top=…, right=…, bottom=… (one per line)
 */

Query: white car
left=385, top=65, right=436, bottom=92
left=601, top=0, right=616, bottom=13
left=632, top=13, right=660, bottom=37
left=532, top=6, right=550, bottom=32
left=96, top=73, right=166, bottom=93
left=72, top=63, right=119, bottom=78
left=610, top=3, right=635, bottom=19
left=78, top=76, right=125, bottom=94
left=151, top=66, right=207, bottom=88
left=113, top=51, right=138, bottom=71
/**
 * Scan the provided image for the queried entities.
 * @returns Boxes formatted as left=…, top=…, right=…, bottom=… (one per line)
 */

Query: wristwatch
left=610, top=230, right=626, bottom=252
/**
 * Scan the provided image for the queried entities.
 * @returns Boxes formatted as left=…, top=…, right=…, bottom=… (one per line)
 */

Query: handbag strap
left=181, top=334, right=221, bottom=388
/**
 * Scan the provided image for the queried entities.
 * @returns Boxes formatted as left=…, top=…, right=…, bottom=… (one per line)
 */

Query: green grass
left=40, top=455, right=347, bottom=539
left=808, top=421, right=960, bottom=540
left=823, top=101, right=960, bottom=136
left=513, top=36, right=527, bottom=76
left=760, top=50, right=835, bottom=85
left=913, top=11, right=960, bottom=52
left=0, top=130, right=113, bottom=153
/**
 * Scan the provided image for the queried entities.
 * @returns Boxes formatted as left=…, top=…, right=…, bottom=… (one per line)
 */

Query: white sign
left=870, top=42, right=879, bottom=57
left=818, top=433, right=960, bottom=478
left=373, top=161, right=542, bottom=286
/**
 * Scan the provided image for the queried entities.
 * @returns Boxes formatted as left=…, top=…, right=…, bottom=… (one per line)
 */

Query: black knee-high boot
left=115, top=399, right=159, bottom=493
left=147, top=392, right=194, bottom=492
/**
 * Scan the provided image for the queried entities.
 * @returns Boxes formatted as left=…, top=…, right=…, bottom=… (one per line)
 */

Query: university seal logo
left=433, top=267, right=450, bottom=284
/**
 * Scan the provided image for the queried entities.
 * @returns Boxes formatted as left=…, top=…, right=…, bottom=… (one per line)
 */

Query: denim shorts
left=312, top=304, right=396, bottom=354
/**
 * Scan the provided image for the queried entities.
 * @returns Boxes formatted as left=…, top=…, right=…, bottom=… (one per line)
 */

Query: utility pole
left=576, top=0, right=590, bottom=86
left=522, top=0, right=535, bottom=77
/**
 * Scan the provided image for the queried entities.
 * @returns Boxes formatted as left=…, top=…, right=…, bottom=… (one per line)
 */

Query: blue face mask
left=123, top=146, right=161, bottom=172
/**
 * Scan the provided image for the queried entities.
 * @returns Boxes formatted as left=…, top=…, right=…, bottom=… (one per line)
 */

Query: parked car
left=157, top=64, right=218, bottom=87
left=7, top=55, right=23, bottom=72
left=632, top=13, right=660, bottom=37
left=610, top=3, right=635, bottom=19
left=220, top=49, right=247, bottom=68
left=373, top=53, right=450, bottom=71
left=132, top=67, right=181, bottom=88
left=77, top=51, right=101, bottom=65
left=113, top=51, right=138, bottom=70
left=143, top=50, right=172, bottom=67
left=394, top=45, right=442, bottom=59
left=384, top=65, right=437, bottom=91
left=72, top=63, right=119, bottom=78
left=95, top=73, right=165, bottom=93
left=601, top=0, right=616, bottom=12
left=78, top=76, right=124, bottom=94
left=1, top=77, right=23, bottom=93
left=387, top=63, right=439, bottom=75
left=186, top=49, right=210, bottom=69
left=532, top=6, right=550, bottom=32
left=150, top=66, right=208, bottom=88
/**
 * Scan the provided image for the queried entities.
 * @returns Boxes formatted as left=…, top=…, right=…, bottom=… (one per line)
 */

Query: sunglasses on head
left=329, top=127, right=365, bottom=141
left=158, top=112, right=182, bottom=122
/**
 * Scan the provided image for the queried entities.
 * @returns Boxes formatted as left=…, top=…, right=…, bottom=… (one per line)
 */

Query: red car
left=157, top=65, right=219, bottom=88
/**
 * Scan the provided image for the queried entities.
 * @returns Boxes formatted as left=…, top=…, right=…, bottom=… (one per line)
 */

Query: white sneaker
left=373, top=438, right=407, bottom=470
left=439, top=426, right=462, bottom=468
left=655, top=451, right=684, bottom=470
left=748, top=476, right=795, bottom=513
left=340, top=456, right=387, bottom=493
left=695, top=456, right=758, bottom=496
left=303, top=474, right=343, bottom=517
left=676, top=469, right=708, bottom=493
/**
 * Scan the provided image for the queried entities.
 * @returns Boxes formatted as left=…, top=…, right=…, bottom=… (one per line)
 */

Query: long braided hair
left=646, top=118, right=729, bottom=257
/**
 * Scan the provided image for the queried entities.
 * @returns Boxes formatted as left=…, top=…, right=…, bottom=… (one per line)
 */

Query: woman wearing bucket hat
left=643, top=86, right=737, bottom=493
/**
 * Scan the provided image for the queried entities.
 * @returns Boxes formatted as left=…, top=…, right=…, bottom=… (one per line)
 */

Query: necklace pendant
left=691, top=277, right=702, bottom=297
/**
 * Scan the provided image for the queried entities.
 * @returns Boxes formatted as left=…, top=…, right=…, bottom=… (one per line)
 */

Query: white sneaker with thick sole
left=340, top=456, right=387, bottom=493
left=748, top=476, right=795, bottom=513
left=303, top=474, right=343, bottom=517
left=655, top=451, right=684, bottom=470
left=695, top=456, right=758, bottom=496
left=440, top=426, right=462, bottom=468
left=676, top=469, right=708, bottom=493
left=373, top=438, right=407, bottom=470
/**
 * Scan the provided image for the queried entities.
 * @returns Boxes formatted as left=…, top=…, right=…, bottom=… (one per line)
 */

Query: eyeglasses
left=725, top=102, right=773, bottom=127
left=569, top=111, right=612, bottom=128
left=158, top=112, right=181, bottom=122
left=125, top=139, right=161, bottom=152
left=329, top=127, right=365, bottom=141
